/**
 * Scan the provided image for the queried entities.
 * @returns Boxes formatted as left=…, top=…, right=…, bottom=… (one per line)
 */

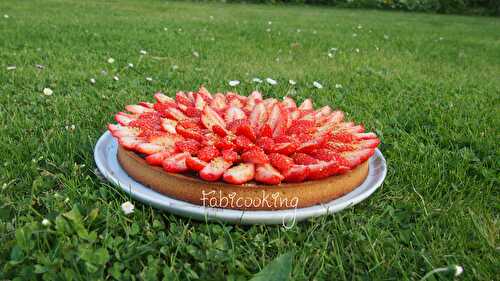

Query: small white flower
left=355, top=48, right=360, bottom=53
left=266, top=78, right=277, bottom=85
left=454, top=265, right=463, bottom=276
left=268, top=21, right=272, bottom=25
left=90, top=78, right=96, bottom=84
left=296, top=29, right=301, bottom=33
left=266, top=28, right=271, bottom=32
left=335, top=83, right=343, bottom=89
left=128, top=63, right=134, bottom=68
left=228, top=80, right=240, bottom=86
left=145, top=77, right=153, bottom=82
left=3, top=14, right=9, bottom=19
left=70, top=124, right=76, bottom=131
left=107, top=57, right=115, bottom=64
left=288, top=79, right=296, bottom=85
left=6, top=65, right=16, bottom=70
left=178, top=28, right=182, bottom=32
left=192, top=51, right=199, bottom=58
left=439, top=37, right=444, bottom=41
left=64, top=197, right=70, bottom=203
left=357, top=24, right=362, bottom=29
left=330, top=47, right=338, bottom=52
left=328, top=52, right=333, bottom=58
left=209, top=15, right=214, bottom=20
left=113, top=76, right=119, bottom=81
left=163, top=27, right=168, bottom=31
left=352, top=33, right=357, bottom=37
left=42, top=88, right=53, bottom=96
left=383, top=34, right=389, bottom=40
left=252, top=78, right=262, bottom=83
left=35, top=64, right=44, bottom=69
left=140, top=49, right=147, bottom=55
left=313, top=81, right=323, bottom=89
left=312, top=30, right=317, bottom=34
left=101, top=70, right=107, bottom=75
left=42, top=219, right=50, bottom=226
left=121, top=201, right=135, bottom=215
left=172, top=65, right=178, bottom=70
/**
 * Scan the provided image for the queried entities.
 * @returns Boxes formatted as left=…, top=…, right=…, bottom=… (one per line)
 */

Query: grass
left=0, top=0, right=499, bottom=280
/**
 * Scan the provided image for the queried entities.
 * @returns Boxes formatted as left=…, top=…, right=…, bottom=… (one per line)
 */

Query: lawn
left=0, top=0, right=499, bottom=280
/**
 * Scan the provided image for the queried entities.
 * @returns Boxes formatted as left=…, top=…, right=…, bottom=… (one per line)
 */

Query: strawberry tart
left=108, top=86, right=380, bottom=210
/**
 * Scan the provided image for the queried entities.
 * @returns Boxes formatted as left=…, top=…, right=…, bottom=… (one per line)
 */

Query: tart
left=108, top=86, right=380, bottom=210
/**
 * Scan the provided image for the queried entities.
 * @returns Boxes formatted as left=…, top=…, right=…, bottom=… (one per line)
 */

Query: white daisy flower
left=107, top=58, right=115, bottom=64
left=140, top=49, right=147, bottom=55
left=6, top=65, right=16, bottom=70
left=193, top=51, right=199, bottom=58
left=328, top=53, right=333, bottom=58
left=3, top=14, right=9, bottom=19
left=288, top=79, right=296, bottom=85
left=268, top=21, right=272, bottom=25
left=164, top=27, right=168, bottom=31
left=42, top=88, right=53, bottom=96
left=42, top=219, right=50, bottom=226
left=128, top=63, right=134, bottom=68
left=252, top=78, right=262, bottom=83
left=313, top=81, right=323, bottom=89
left=121, top=201, right=135, bottom=215
left=90, top=78, right=96, bottom=84
left=355, top=48, right=360, bottom=53
left=357, top=25, right=363, bottom=29
left=146, top=77, right=153, bottom=82
left=352, top=33, right=357, bottom=37
left=335, top=84, right=343, bottom=89
left=454, top=266, right=463, bottom=276
left=228, top=80, right=240, bottom=86
left=330, top=47, right=338, bottom=52
left=266, top=28, right=271, bottom=32
left=113, top=76, right=119, bottom=81
left=266, top=78, right=277, bottom=85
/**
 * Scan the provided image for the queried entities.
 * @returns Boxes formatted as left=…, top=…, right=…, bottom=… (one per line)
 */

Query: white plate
left=94, top=131, right=387, bottom=225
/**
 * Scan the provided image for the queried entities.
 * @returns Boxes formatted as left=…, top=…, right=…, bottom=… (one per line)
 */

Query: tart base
left=117, top=145, right=369, bottom=210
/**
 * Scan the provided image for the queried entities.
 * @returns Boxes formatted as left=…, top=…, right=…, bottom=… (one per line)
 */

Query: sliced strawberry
left=259, top=124, right=273, bottom=138
left=186, top=91, right=195, bottom=102
left=225, top=106, right=246, bottom=124
left=176, top=125, right=204, bottom=142
left=249, top=102, right=268, bottom=130
left=136, top=133, right=182, bottom=154
left=266, top=104, right=281, bottom=132
left=341, top=149, right=375, bottom=168
left=198, top=145, right=220, bottom=162
left=118, top=136, right=143, bottom=150
left=268, top=153, right=294, bottom=173
left=256, top=137, right=275, bottom=153
left=241, top=148, right=269, bottom=164
left=283, top=165, right=309, bottom=182
left=115, top=112, right=137, bottom=126
left=223, top=163, right=255, bottom=184
left=215, top=136, right=235, bottom=150
left=198, top=86, right=213, bottom=102
left=210, top=93, right=227, bottom=112
left=298, top=98, right=313, bottom=111
left=288, top=110, right=300, bottom=121
left=139, top=101, right=154, bottom=108
left=199, top=157, right=232, bottom=181
left=125, top=104, right=153, bottom=115
left=297, top=134, right=329, bottom=153
left=162, top=152, right=189, bottom=173
left=291, top=152, right=319, bottom=165
left=163, top=107, right=187, bottom=121
left=307, top=161, right=348, bottom=180
left=146, top=151, right=173, bottom=166
left=175, top=139, right=200, bottom=154
left=186, top=156, right=208, bottom=172
left=255, top=164, right=284, bottom=185
left=194, top=93, right=206, bottom=110
left=244, top=91, right=263, bottom=112
left=227, top=119, right=256, bottom=141
left=154, top=92, right=175, bottom=104
left=271, top=142, right=297, bottom=155
left=287, top=119, right=315, bottom=135
left=359, top=138, right=380, bottom=148
left=234, top=135, right=255, bottom=152
left=272, top=105, right=288, bottom=137
left=176, top=91, right=193, bottom=106
left=108, top=124, right=139, bottom=138
left=221, top=148, right=238, bottom=162
left=228, top=97, right=244, bottom=108
left=310, top=148, right=341, bottom=162
left=201, top=105, right=226, bottom=132
left=212, top=125, right=228, bottom=137
left=299, top=112, right=315, bottom=122
left=282, top=96, right=297, bottom=109
left=184, top=106, right=202, bottom=118
left=263, top=98, right=278, bottom=112
left=160, top=118, right=177, bottom=134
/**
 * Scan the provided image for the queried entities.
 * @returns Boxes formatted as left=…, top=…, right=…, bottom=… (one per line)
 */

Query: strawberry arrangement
left=108, top=87, right=380, bottom=185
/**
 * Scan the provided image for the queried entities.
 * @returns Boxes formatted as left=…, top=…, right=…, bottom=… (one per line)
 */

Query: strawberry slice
left=256, top=137, right=275, bottom=153
left=269, top=153, right=294, bottom=173
left=198, top=86, right=213, bottom=102
left=271, top=142, right=297, bottom=155
left=244, top=91, right=263, bottom=112
left=307, top=161, right=348, bottom=180
left=223, top=163, right=255, bottom=184
left=234, top=135, right=255, bottom=152
left=108, top=124, right=139, bottom=138
left=341, top=149, right=375, bottom=168
left=115, top=112, right=137, bottom=126
left=255, top=164, right=284, bottom=185
left=186, top=91, right=195, bottom=102
left=249, top=102, right=268, bottom=130
left=272, top=105, right=289, bottom=137
left=154, top=92, right=175, bottom=104
left=225, top=106, right=246, bottom=124
left=125, top=104, right=153, bottom=115
left=288, top=110, right=300, bottom=121
left=263, top=98, right=278, bottom=112
left=210, top=93, right=227, bottom=112
left=146, top=151, right=173, bottom=166
left=221, top=148, right=239, bottom=162
left=176, top=91, right=193, bottom=106
left=163, top=152, right=190, bottom=173
left=212, top=125, right=228, bottom=137
left=291, top=152, right=319, bottom=165
left=259, top=124, right=273, bottom=138
left=241, top=148, right=269, bottom=164
left=118, top=136, right=143, bottom=150
left=199, top=157, right=232, bottom=181
left=298, top=98, right=313, bottom=111
left=287, top=119, right=315, bottom=135
left=297, top=134, right=329, bottom=153
left=194, top=93, right=206, bottom=110
left=175, top=125, right=205, bottom=142
left=228, top=96, right=244, bottom=108
left=136, top=133, right=182, bottom=154
left=139, top=101, right=154, bottom=108
left=186, top=156, right=208, bottom=172
left=282, top=96, right=297, bottom=109
left=160, top=118, right=177, bottom=134
left=283, top=165, right=309, bottom=182
left=215, top=136, right=235, bottom=150
left=175, top=139, right=201, bottom=154
left=183, top=106, right=202, bottom=118
left=227, top=119, right=256, bottom=141
left=201, top=105, right=226, bottom=132
left=310, top=148, right=342, bottom=162
left=198, top=145, right=220, bottom=162
left=266, top=104, right=281, bottom=132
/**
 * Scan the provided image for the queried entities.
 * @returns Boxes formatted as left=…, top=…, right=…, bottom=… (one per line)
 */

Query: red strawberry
left=310, top=148, right=341, bottom=162
left=175, top=124, right=204, bottom=142
left=198, top=145, right=220, bottom=162
left=271, top=142, right=297, bottom=155
left=163, top=107, right=187, bottom=121
left=234, top=135, right=255, bottom=151
left=176, top=91, right=193, bottom=106
left=307, top=161, right=348, bottom=180
left=225, top=106, right=246, bottom=124
left=160, top=118, right=177, bottom=134
left=227, top=119, right=256, bottom=141
left=249, top=102, right=267, bottom=130
left=215, top=136, right=235, bottom=150
left=268, top=153, right=294, bottom=173
left=291, top=153, right=319, bottom=165
left=298, top=98, right=313, bottom=111
left=139, top=101, right=154, bottom=108
left=256, top=137, right=275, bottom=153
left=244, top=91, right=263, bottom=112
left=210, top=93, right=227, bottom=112
left=186, top=156, right=208, bottom=171
left=197, top=86, right=213, bottom=102
left=272, top=106, right=289, bottom=137
left=194, top=93, right=206, bottom=110
left=201, top=105, right=226, bottom=132
left=162, top=152, right=189, bottom=173
left=199, top=157, right=232, bottom=181
left=241, top=148, right=269, bottom=164
left=266, top=104, right=281, bottom=132
left=221, top=149, right=239, bottom=162
left=341, top=149, right=375, bottom=168
left=259, top=124, right=273, bottom=138
left=212, top=124, right=228, bottom=137
left=175, top=139, right=200, bottom=154
left=184, top=106, right=202, bottom=118
left=255, top=164, right=284, bottom=185
left=146, top=151, right=173, bottom=166
left=125, top=104, right=153, bottom=115
left=282, top=96, right=297, bottom=109
left=287, top=119, right=315, bottom=135
left=154, top=92, right=175, bottom=104
left=135, top=133, right=182, bottom=154
left=283, top=165, right=309, bottom=182
left=297, top=134, right=329, bottom=153
left=108, top=124, right=139, bottom=138
left=115, top=112, right=137, bottom=126
left=118, top=136, right=143, bottom=150
left=223, top=163, right=255, bottom=184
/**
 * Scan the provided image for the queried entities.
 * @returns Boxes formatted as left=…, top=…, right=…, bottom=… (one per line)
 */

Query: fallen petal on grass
left=121, top=201, right=135, bottom=215
left=313, top=81, right=323, bottom=89
left=266, top=78, right=277, bottom=85
left=107, top=57, right=115, bottom=63
left=43, top=88, right=53, bottom=96
left=229, top=80, right=240, bottom=86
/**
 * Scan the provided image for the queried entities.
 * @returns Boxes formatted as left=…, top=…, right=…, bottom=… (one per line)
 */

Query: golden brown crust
left=117, top=145, right=369, bottom=210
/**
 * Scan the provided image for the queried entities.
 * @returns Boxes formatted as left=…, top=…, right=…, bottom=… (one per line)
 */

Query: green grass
left=0, top=0, right=499, bottom=280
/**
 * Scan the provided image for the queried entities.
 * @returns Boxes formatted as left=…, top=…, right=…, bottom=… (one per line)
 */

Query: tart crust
left=117, top=145, right=369, bottom=210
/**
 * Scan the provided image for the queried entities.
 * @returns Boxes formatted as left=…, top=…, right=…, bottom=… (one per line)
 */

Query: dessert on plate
left=107, top=86, right=380, bottom=210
